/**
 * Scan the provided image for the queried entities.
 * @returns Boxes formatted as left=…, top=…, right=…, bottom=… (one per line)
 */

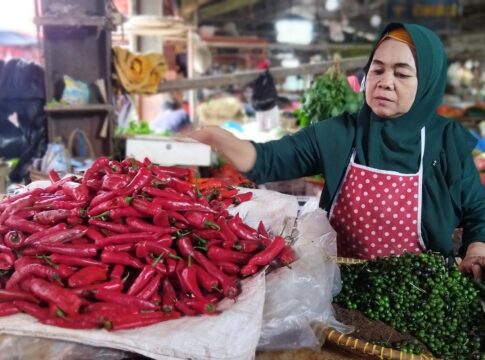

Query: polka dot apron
left=329, top=128, right=426, bottom=260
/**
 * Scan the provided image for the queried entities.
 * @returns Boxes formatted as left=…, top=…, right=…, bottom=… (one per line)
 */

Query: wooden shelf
left=34, top=15, right=106, bottom=27
left=45, top=104, right=113, bottom=113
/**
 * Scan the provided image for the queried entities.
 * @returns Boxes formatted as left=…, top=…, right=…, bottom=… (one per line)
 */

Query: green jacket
left=245, top=113, right=485, bottom=257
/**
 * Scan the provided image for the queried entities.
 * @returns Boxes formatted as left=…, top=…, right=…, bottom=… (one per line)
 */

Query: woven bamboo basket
left=317, top=257, right=440, bottom=360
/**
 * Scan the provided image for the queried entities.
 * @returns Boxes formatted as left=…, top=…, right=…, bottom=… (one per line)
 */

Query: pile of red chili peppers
left=0, top=157, right=295, bottom=331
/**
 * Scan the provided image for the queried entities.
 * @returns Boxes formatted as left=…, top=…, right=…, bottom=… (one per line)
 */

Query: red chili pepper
left=136, top=273, right=162, bottom=300
left=146, top=255, right=168, bottom=275
left=241, top=235, right=286, bottom=276
left=0, top=194, right=37, bottom=225
left=68, top=266, right=108, bottom=288
left=107, top=311, right=180, bottom=331
left=127, top=265, right=156, bottom=296
left=4, top=230, right=26, bottom=249
left=174, top=298, right=198, bottom=316
left=164, top=210, right=189, bottom=225
left=88, top=195, right=132, bottom=216
left=67, top=216, right=83, bottom=225
left=62, top=181, right=90, bottom=202
left=105, top=243, right=135, bottom=253
left=126, top=217, right=175, bottom=235
left=21, top=223, right=67, bottom=247
left=194, top=229, right=224, bottom=241
left=151, top=165, right=191, bottom=179
left=207, top=247, right=251, bottom=265
left=232, top=191, right=253, bottom=205
left=176, top=236, right=196, bottom=259
left=97, top=206, right=143, bottom=220
left=82, top=156, right=110, bottom=186
left=217, top=217, right=238, bottom=248
left=6, top=263, right=61, bottom=290
left=218, top=187, right=238, bottom=198
left=214, top=261, right=240, bottom=275
left=183, top=298, right=216, bottom=315
left=90, top=190, right=118, bottom=209
left=179, top=265, right=207, bottom=301
left=109, top=160, right=124, bottom=174
left=24, top=277, right=82, bottom=316
left=150, top=291, right=161, bottom=306
left=14, top=209, right=37, bottom=220
left=85, top=177, right=103, bottom=191
left=13, top=256, right=42, bottom=270
left=193, top=264, right=219, bottom=292
left=102, top=173, right=131, bottom=191
left=155, top=198, right=217, bottom=214
left=4, top=216, right=47, bottom=234
left=121, top=158, right=142, bottom=171
left=257, top=220, right=270, bottom=238
left=131, top=198, right=161, bottom=217
left=88, top=218, right=131, bottom=234
left=100, top=250, right=143, bottom=269
left=205, top=292, right=224, bottom=304
left=110, top=264, right=125, bottom=280
left=56, top=264, right=77, bottom=279
left=72, top=279, right=124, bottom=296
left=0, top=303, right=19, bottom=316
left=83, top=302, right=139, bottom=316
left=0, top=289, right=39, bottom=303
left=95, top=232, right=158, bottom=247
left=233, top=239, right=263, bottom=253
left=228, top=214, right=258, bottom=241
left=33, top=209, right=78, bottom=225
left=278, top=245, right=296, bottom=267
left=117, top=167, right=152, bottom=196
left=153, top=209, right=170, bottom=227
left=48, top=169, right=61, bottom=183
left=27, top=227, right=87, bottom=246
left=160, top=278, right=176, bottom=313
left=95, top=288, right=158, bottom=310
left=41, top=315, right=100, bottom=329
left=84, top=227, right=105, bottom=243
left=143, top=186, right=191, bottom=201
left=38, top=200, right=86, bottom=211
left=184, top=211, right=220, bottom=230
left=48, top=253, right=104, bottom=268
left=0, top=251, right=15, bottom=270
left=135, top=241, right=173, bottom=258
left=193, top=251, right=238, bottom=299
left=13, top=300, right=48, bottom=320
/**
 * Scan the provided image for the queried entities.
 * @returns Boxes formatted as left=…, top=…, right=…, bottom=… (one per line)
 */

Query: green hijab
left=354, top=23, right=474, bottom=172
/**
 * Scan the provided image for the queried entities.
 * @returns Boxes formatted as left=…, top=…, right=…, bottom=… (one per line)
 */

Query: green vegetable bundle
left=335, top=252, right=485, bottom=359
left=298, top=64, right=363, bottom=127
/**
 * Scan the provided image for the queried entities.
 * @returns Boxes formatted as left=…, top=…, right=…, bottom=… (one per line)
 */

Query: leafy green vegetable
left=299, top=64, right=364, bottom=127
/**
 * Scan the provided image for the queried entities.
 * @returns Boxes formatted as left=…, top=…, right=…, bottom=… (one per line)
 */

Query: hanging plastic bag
left=40, top=140, right=70, bottom=175
left=257, top=198, right=350, bottom=351
left=61, top=75, right=90, bottom=105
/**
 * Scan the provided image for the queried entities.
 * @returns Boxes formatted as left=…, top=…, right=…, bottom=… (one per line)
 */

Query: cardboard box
left=125, top=135, right=212, bottom=167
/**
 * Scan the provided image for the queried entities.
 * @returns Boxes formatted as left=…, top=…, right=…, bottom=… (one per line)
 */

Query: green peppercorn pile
left=334, top=252, right=485, bottom=359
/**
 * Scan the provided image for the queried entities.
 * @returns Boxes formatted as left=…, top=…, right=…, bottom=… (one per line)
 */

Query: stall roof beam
left=199, top=0, right=260, bottom=20
left=158, top=56, right=367, bottom=92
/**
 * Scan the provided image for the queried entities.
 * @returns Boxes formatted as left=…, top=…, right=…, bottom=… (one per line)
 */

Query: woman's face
left=365, top=39, right=418, bottom=119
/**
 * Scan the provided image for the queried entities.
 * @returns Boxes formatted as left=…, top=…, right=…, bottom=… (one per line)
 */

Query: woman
left=189, top=23, right=485, bottom=280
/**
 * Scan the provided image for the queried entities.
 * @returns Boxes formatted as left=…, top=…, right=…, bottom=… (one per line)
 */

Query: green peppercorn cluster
left=334, top=252, right=485, bottom=359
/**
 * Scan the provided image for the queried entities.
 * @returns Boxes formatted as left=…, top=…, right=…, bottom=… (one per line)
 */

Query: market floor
left=256, top=343, right=374, bottom=359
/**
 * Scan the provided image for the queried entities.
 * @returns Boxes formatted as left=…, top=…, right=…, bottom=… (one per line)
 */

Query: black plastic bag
left=0, top=59, right=47, bottom=183
left=250, top=70, right=278, bottom=112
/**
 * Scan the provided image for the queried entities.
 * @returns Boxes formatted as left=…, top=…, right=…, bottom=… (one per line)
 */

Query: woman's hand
left=185, top=125, right=257, bottom=173
left=459, top=241, right=485, bottom=282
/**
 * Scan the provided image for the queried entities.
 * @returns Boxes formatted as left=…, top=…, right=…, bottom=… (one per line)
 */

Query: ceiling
left=179, top=0, right=485, bottom=61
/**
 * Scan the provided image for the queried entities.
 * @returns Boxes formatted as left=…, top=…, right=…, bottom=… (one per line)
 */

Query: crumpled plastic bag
left=257, top=197, right=349, bottom=351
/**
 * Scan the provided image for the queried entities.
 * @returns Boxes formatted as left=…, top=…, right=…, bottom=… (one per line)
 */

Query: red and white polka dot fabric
left=330, top=153, right=423, bottom=260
